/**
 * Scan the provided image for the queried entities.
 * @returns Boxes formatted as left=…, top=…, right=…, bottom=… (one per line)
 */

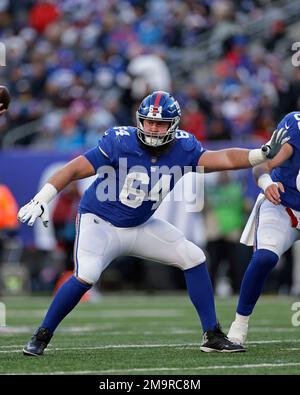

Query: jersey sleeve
left=83, top=128, right=117, bottom=170
left=277, top=112, right=300, bottom=151
left=187, top=135, right=206, bottom=171
left=83, top=146, right=110, bottom=172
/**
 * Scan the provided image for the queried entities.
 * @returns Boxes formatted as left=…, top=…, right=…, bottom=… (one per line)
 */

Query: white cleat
left=227, top=321, right=248, bottom=346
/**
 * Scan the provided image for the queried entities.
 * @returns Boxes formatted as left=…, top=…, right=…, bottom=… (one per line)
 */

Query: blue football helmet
left=136, top=91, right=181, bottom=147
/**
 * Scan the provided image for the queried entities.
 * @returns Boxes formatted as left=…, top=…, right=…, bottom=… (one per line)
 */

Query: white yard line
left=1, top=339, right=300, bottom=353
left=6, top=309, right=182, bottom=318
left=3, top=362, right=300, bottom=375
left=247, top=339, right=300, bottom=344
left=1, top=325, right=298, bottom=335
left=281, top=348, right=300, bottom=351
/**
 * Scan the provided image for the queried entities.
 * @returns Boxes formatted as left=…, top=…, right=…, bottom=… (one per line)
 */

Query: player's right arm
left=47, top=156, right=96, bottom=191
left=18, top=126, right=119, bottom=228
left=17, top=155, right=96, bottom=227
left=253, top=143, right=293, bottom=205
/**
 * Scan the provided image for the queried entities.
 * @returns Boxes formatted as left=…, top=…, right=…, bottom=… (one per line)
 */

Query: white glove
left=17, top=183, right=57, bottom=228
left=17, top=199, right=50, bottom=227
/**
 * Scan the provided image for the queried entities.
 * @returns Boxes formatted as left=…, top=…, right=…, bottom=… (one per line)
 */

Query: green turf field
left=0, top=293, right=299, bottom=375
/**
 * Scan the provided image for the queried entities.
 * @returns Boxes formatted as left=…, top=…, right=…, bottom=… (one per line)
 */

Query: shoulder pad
left=104, top=126, right=142, bottom=155
left=175, top=130, right=197, bottom=152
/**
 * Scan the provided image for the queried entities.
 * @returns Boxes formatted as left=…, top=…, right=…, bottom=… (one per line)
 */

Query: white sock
left=235, top=313, right=250, bottom=325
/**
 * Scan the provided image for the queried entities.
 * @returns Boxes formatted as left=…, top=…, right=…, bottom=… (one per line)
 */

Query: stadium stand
left=1, top=0, right=300, bottom=295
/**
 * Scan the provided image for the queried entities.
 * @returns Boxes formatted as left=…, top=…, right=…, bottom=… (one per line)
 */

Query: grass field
left=0, top=293, right=300, bottom=375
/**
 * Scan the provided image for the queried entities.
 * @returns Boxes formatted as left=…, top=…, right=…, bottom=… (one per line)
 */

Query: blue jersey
left=79, top=126, right=205, bottom=227
left=272, top=111, right=300, bottom=210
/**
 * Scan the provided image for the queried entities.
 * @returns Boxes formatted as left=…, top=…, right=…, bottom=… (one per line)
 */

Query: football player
left=18, top=91, right=288, bottom=356
left=228, top=111, right=300, bottom=347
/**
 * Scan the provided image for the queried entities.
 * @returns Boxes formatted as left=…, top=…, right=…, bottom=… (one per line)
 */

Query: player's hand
left=261, top=128, right=290, bottom=159
left=17, top=199, right=50, bottom=227
left=264, top=182, right=285, bottom=205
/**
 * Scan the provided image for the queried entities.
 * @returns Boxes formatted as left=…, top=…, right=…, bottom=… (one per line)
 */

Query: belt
left=286, top=207, right=298, bottom=228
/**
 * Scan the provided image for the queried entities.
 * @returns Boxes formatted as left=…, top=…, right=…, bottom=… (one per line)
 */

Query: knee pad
left=176, top=239, right=206, bottom=270
left=75, top=255, right=104, bottom=285
left=257, top=230, right=282, bottom=255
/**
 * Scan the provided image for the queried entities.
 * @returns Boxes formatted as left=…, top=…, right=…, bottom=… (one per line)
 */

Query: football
left=0, top=85, right=10, bottom=110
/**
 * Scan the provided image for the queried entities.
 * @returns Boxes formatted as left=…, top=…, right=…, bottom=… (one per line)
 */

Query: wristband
left=34, top=183, right=57, bottom=203
left=257, top=174, right=276, bottom=192
left=248, top=149, right=266, bottom=166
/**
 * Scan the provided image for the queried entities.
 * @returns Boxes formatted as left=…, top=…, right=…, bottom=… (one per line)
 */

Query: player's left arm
left=199, top=148, right=254, bottom=172
left=198, top=128, right=290, bottom=172
left=252, top=143, right=293, bottom=205
left=17, top=155, right=96, bottom=227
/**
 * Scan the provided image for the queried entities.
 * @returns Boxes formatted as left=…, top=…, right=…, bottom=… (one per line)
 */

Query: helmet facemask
left=136, top=113, right=180, bottom=147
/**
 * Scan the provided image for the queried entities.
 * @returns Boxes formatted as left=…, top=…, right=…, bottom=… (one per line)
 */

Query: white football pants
left=242, top=196, right=300, bottom=257
left=74, top=213, right=206, bottom=284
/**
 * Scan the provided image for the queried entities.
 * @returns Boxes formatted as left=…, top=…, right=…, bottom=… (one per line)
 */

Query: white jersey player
left=228, top=111, right=300, bottom=346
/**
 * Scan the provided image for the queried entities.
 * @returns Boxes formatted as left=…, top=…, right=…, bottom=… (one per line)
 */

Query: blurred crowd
left=0, top=0, right=298, bottom=149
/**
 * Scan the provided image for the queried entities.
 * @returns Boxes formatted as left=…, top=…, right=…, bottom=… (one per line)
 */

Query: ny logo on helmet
left=173, top=100, right=181, bottom=116
left=148, top=105, right=163, bottom=118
